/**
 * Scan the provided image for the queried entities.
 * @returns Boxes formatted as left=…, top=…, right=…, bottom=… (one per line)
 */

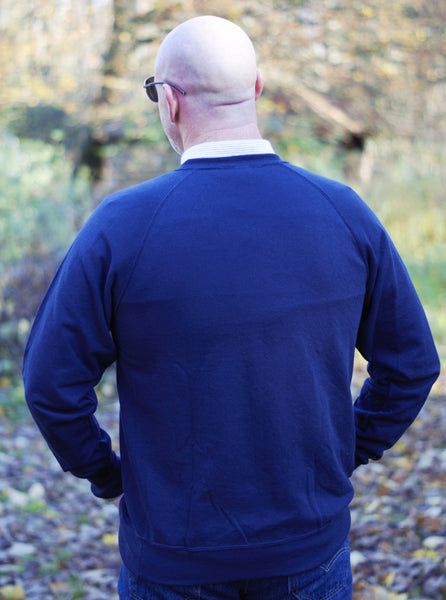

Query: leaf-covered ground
left=0, top=366, right=445, bottom=600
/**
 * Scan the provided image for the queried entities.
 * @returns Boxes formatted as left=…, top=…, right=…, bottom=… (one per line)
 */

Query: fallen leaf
left=0, top=585, right=25, bottom=600
left=102, top=532, right=118, bottom=546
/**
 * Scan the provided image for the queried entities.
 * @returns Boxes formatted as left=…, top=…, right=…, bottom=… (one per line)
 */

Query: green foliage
left=0, top=384, right=27, bottom=422
left=0, top=128, right=93, bottom=388
left=265, top=112, right=346, bottom=180
left=0, top=131, right=91, bottom=266
left=356, top=140, right=446, bottom=348
left=66, top=576, right=86, bottom=600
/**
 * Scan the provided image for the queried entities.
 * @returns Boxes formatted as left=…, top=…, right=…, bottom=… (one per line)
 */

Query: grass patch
left=356, top=139, right=446, bottom=351
left=0, top=132, right=91, bottom=266
left=0, top=383, right=27, bottom=423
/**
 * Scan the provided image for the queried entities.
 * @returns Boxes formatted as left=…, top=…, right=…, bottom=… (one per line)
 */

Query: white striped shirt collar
left=181, top=139, right=275, bottom=164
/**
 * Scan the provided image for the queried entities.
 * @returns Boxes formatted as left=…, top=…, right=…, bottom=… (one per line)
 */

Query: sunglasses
left=143, top=76, right=187, bottom=103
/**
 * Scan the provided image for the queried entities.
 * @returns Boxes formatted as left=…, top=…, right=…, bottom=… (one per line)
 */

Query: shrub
left=0, top=131, right=92, bottom=378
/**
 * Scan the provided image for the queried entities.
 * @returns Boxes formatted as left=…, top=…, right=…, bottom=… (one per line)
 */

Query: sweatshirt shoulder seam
left=114, top=169, right=196, bottom=309
left=278, top=162, right=369, bottom=263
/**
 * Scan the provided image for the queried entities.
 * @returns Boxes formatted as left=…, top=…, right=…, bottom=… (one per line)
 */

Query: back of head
left=155, top=15, right=259, bottom=107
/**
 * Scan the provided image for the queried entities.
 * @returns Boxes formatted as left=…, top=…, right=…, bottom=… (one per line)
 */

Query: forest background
left=0, top=1, right=445, bottom=599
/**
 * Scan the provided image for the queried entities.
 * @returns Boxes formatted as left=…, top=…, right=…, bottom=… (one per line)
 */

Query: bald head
left=153, top=16, right=264, bottom=153
left=155, top=16, right=259, bottom=105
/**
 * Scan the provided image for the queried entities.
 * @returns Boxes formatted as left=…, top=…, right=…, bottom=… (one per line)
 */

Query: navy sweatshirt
left=23, top=154, right=440, bottom=584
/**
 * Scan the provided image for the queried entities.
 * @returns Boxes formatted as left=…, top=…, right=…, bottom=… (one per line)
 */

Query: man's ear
left=255, top=68, right=264, bottom=101
left=163, top=84, right=180, bottom=123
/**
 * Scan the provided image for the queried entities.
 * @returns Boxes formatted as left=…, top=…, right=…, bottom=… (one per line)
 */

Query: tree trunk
left=96, top=0, right=136, bottom=105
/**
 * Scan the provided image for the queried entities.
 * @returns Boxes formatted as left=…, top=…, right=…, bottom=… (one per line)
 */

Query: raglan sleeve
left=354, top=223, right=440, bottom=468
left=22, top=203, right=123, bottom=499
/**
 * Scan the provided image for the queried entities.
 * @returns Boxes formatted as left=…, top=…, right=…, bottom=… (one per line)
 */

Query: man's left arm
left=354, top=229, right=440, bottom=468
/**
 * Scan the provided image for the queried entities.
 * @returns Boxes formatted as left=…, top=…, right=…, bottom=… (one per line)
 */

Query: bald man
left=24, top=15, right=439, bottom=600
left=153, top=16, right=264, bottom=154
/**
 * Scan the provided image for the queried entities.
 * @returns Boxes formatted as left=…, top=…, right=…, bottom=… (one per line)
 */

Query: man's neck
left=181, top=122, right=263, bottom=153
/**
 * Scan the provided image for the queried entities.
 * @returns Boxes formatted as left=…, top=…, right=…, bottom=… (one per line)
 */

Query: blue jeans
left=117, top=537, right=352, bottom=600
